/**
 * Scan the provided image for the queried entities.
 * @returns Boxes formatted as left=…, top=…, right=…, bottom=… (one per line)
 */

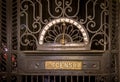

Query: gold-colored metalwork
left=45, top=61, right=82, bottom=70
left=61, top=22, right=66, bottom=45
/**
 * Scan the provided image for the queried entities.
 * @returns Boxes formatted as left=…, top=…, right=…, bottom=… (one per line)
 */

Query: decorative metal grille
left=20, top=0, right=109, bottom=51
left=0, top=0, right=119, bottom=82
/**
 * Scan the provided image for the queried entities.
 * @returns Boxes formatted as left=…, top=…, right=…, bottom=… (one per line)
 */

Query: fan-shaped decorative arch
left=38, top=18, right=89, bottom=50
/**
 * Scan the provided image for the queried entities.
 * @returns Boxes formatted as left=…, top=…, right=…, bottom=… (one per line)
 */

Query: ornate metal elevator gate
left=0, top=0, right=119, bottom=82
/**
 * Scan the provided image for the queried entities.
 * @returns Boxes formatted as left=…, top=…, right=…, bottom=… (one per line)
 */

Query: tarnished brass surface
left=45, top=61, right=82, bottom=70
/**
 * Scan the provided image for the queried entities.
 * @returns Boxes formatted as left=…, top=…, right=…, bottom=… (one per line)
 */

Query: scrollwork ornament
left=47, top=0, right=62, bottom=18
left=31, top=22, right=41, bottom=34
left=20, top=33, right=38, bottom=47
left=79, top=0, right=91, bottom=24
left=90, top=32, right=109, bottom=50
left=100, top=0, right=109, bottom=10
left=64, top=0, right=72, bottom=15
left=86, top=21, right=97, bottom=33
left=64, top=0, right=80, bottom=18
left=55, top=0, right=62, bottom=13
left=42, top=19, right=49, bottom=25
left=21, top=0, right=35, bottom=11
left=55, top=7, right=62, bottom=13
left=47, top=0, right=79, bottom=18
left=20, top=11, right=26, bottom=17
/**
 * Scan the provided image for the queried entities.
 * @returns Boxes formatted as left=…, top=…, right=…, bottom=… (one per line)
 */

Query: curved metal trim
left=39, top=18, right=89, bottom=45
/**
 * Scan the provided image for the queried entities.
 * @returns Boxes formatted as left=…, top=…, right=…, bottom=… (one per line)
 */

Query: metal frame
left=0, top=0, right=120, bottom=82
left=118, top=0, right=120, bottom=82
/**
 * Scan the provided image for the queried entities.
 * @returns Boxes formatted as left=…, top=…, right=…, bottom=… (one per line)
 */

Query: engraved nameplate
left=45, top=61, right=82, bottom=70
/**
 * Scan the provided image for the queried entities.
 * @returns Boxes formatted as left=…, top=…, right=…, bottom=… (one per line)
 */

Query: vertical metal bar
left=25, top=75, right=27, bottom=82
left=71, top=76, right=73, bottom=82
left=17, top=0, right=20, bottom=51
left=115, top=1, right=120, bottom=82
left=95, top=76, right=96, bottom=82
left=0, top=0, right=1, bottom=26
left=109, top=0, right=112, bottom=51
left=77, top=76, right=78, bottom=82
left=83, top=76, right=84, bottom=82
left=118, top=0, right=120, bottom=82
left=48, top=76, right=50, bottom=82
left=0, top=0, right=1, bottom=49
left=103, top=0, right=106, bottom=51
left=17, top=75, right=22, bottom=82
left=89, top=76, right=90, bottom=82
left=31, top=75, right=33, bottom=82
left=65, top=76, right=67, bottom=82
left=119, top=1, right=120, bottom=82
left=17, top=0, right=21, bottom=81
left=36, top=75, right=38, bottom=82
left=6, top=0, right=12, bottom=82
left=43, top=75, right=44, bottom=82
left=54, top=76, right=55, bottom=82
left=60, top=76, right=61, bottom=82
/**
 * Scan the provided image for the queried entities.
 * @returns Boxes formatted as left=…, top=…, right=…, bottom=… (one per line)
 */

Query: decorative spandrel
left=20, top=0, right=109, bottom=50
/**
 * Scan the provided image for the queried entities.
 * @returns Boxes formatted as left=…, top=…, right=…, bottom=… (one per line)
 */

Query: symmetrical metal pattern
left=0, top=0, right=119, bottom=82
left=38, top=18, right=89, bottom=50
left=20, top=0, right=109, bottom=50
